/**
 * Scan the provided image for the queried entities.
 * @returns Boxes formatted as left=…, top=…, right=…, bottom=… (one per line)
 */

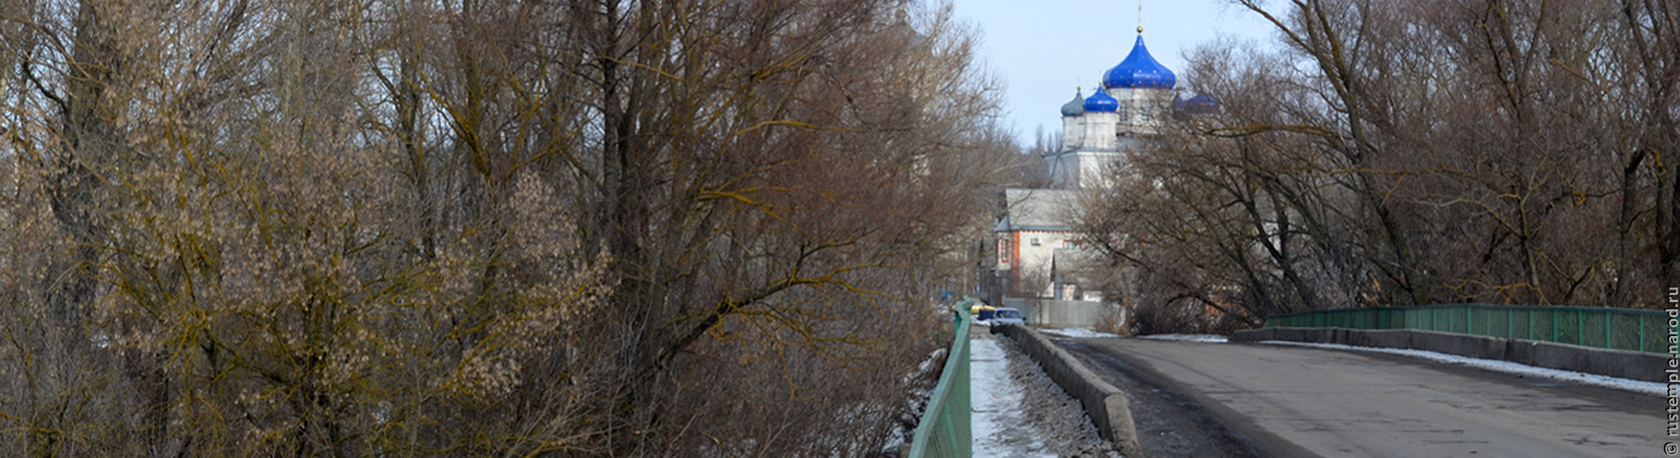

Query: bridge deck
left=1058, top=337, right=1662, bottom=458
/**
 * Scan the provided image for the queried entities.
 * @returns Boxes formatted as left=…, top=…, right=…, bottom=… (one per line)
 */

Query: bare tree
left=1081, top=0, right=1680, bottom=334
left=0, top=0, right=1014, bottom=456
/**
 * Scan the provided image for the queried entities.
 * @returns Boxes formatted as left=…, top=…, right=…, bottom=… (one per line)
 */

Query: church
left=988, top=28, right=1212, bottom=327
left=1046, top=28, right=1214, bottom=189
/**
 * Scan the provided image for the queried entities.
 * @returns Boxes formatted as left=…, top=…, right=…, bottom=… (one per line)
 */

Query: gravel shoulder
left=970, top=327, right=1121, bottom=458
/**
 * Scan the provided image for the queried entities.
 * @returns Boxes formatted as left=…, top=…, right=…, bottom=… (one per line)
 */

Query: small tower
left=1081, top=89, right=1119, bottom=151
left=1060, top=89, right=1085, bottom=152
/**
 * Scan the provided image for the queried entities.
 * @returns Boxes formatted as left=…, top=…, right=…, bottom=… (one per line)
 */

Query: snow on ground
left=969, top=333, right=1118, bottom=458
left=1259, top=340, right=1667, bottom=396
left=1139, top=334, right=1229, bottom=343
left=969, top=337, right=1057, bottom=458
left=1039, top=328, right=1121, bottom=339
left=881, top=348, right=948, bottom=454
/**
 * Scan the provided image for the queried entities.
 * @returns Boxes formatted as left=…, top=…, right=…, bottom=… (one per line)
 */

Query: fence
left=1262, top=304, right=1675, bottom=354
left=907, top=297, right=973, bottom=458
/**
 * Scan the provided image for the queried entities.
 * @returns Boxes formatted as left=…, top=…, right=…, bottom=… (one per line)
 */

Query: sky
left=946, top=0, right=1281, bottom=145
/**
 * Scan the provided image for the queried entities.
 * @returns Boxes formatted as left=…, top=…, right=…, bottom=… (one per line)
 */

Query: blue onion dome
left=1174, top=93, right=1219, bottom=115
left=1083, top=89, right=1118, bottom=113
left=1102, top=35, right=1176, bottom=89
left=1061, top=89, right=1085, bottom=117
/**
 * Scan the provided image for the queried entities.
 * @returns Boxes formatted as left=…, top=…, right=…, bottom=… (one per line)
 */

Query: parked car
left=967, top=304, right=998, bottom=325
left=991, top=307, right=1026, bottom=326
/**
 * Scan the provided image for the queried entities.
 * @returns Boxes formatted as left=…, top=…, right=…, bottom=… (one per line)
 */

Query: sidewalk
left=969, top=328, right=1120, bottom=458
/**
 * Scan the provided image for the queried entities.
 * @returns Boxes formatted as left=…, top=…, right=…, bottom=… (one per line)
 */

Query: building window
left=999, top=239, right=1011, bottom=263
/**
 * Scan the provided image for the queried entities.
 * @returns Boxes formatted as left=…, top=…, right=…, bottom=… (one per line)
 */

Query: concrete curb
left=993, top=324, right=1144, bottom=458
left=1230, top=327, right=1670, bottom=383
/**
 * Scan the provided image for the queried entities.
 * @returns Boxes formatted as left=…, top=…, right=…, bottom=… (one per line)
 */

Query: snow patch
left=1260, top=340, right=1666, bottom=396
left=887, top=347, right=949, bottom=454
left=1140, top=334, right=1229, bottom=343
left=1039, top=328, right=1121, bottom=339
left=969, top=338, right=1057, bottom=458
left=918, top=348, right=948, bottom=374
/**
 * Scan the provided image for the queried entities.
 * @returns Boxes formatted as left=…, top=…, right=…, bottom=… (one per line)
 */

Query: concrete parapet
left=993, top=324, right=1144, bottom=458
left=1231, top=327, right=1670, bottom=382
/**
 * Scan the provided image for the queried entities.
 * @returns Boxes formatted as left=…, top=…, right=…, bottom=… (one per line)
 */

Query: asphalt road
left=1059, top=337, right=1666, bottom=458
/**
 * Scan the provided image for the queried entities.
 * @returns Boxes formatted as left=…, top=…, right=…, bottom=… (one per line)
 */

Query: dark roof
left=995, top=189, right=1080, bottom=232
left=1061, top=89, right=1085, bottom=117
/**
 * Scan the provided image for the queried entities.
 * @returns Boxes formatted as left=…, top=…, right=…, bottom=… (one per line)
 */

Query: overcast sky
left=946, top=0, right=1280, bottom=144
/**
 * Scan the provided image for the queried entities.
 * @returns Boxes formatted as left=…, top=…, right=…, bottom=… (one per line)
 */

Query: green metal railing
left=908, top=298, right=973, bottom=458
left=1263, top=304, right=1676, bottom=354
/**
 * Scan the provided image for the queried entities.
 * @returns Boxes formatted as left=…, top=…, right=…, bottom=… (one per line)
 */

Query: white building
left=997, top=30, right=1178, bottom=290
left=1042, top=32, right=1179, bottom=190
left=994, top=188, right=1087, bottom=299
left=991, top=30, right=1214, bottom=321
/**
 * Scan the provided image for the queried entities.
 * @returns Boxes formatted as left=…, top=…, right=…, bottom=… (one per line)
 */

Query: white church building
left=1045, top=30, right=1214, bottom=189
left=990, top=30, right=1213, bottom=326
